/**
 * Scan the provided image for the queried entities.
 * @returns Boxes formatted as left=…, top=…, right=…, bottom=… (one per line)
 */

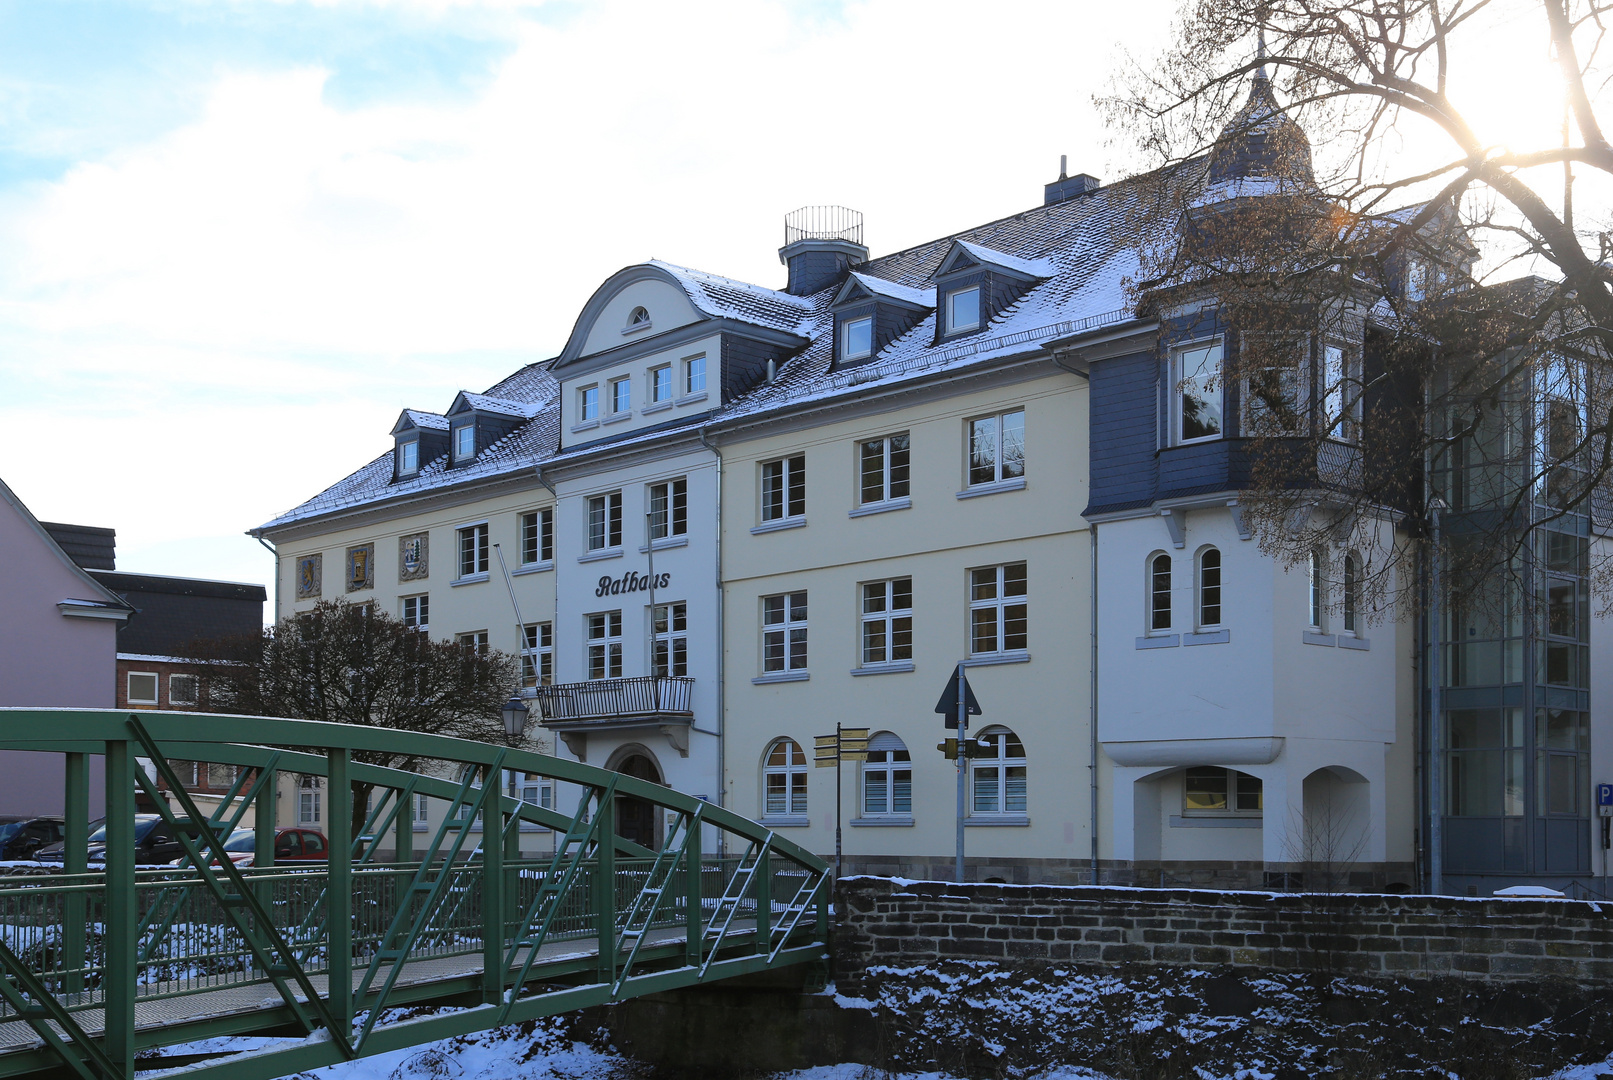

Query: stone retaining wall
left=835, top=876, right=1613, bottom=989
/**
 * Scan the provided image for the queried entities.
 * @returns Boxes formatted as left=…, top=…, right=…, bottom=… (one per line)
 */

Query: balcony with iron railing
left=533, top=676, right=696, bottom=758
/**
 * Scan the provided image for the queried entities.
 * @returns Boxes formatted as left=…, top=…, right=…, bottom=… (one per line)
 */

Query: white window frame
left=587, top=491, right=623, bottom=551
left=587, top=611, right=623, bottom=680
left=1183, top=766, right=1263, bottom=817
left=968, top=563, right=1028, bottom=658
left=944, top=285, right=982, bottom=335
left=127, top=672, right=158, bottom=706
left=520, top=507, right=554, bottom=566
left=966, top=409, right=1025, bottom=488
left=452, top=424, right=476, bottom=461
left=1321, top=342, right=1363, bottom=444
left=1241, top=337, right=1307, bottom=438
left=650, top=364, right=673, bottom=403
left=760, top=455, right=806, bottom=522
left=299, top=777, right=322, bottom=824
left=413, top=792, right=430, bottom=829
left=970, top=726, right=1027, bottom=818
left=522, top=622, right=552, bottom=687
left=1173, top=338, right=1225, bottom=445
left=169, top=674, right=200, bottom=707
left=841, top=315, right=874, bottom=360
left=1149, top=552, right=1173, bottom=633
left=456, top=523, right=489, bottom=579
left=652, top=601, right=688, bottom=677
left=1341, top=552, right=1360, bottom=636
left=649, top=478, right=688, bottom=540
left=1197, top=547, right=1222, bottom=630
left=457, top=630, right=489, bottom=656
left=859, top=432, right=911, bottom=506
left=401, top=593, right=429, bottom=633
left=861, top=732, right=912, bottom=818
left=860, top=578, right=913, bottom=667
left=762, top=592, right=808, bottom=673
left=1308, top=549, right=1326, bottom=630
left=763, top=738, right=808, bottom=818
left=397, top=439, right=419, bottom=476
left=579, top=384, right=600, bottom=422
left=610, top=376, right=632, bottom=416
left=684, top=355, right=707, bottom=396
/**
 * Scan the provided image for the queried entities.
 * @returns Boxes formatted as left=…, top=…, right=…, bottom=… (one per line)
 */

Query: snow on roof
left=950, top=239, right=1056, bottom=279
left=260, top=177, right=1168, bottom=534
left=397, top=410, right=449, bottom=432
left=650, top=260, right=816, bottom=335
left=455, top=392, right=546, bottom=419
left=844, top=272, right=936, bottom=308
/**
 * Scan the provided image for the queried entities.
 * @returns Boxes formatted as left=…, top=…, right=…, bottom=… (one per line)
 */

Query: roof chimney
left=1044, top=164, right=1101, bottom=206
left=779, top=206, right=868, bottom=296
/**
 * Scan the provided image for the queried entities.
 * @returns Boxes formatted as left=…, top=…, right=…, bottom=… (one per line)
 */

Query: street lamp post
left=501, top=697, right=530, bottom=740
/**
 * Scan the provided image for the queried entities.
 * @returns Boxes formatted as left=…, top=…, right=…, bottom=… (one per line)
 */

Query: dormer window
left=397, top=440, right=419, bottom=477
left=841, top=316, right=873, bottom=361
left=945, top=286, right=981, bottom=335
left=453, top=425, right=475, bottom=461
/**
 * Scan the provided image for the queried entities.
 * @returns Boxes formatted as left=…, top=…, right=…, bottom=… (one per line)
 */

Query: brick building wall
left=835, top=876, right=1613, bottom=991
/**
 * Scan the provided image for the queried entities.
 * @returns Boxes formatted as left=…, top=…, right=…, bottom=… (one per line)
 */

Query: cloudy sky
left=0, top=0, right=1577, bottom=609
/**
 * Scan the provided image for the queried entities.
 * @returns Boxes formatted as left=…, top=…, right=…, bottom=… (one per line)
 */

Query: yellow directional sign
left=814, top=729, right=870, bottom=765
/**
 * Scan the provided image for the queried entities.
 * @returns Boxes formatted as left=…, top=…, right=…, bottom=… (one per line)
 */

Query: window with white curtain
left=763, top=738, right=807, bottom=818
left=861, top=732, right=912, bottom=818
left=970, top=726, right=1026, bottom=818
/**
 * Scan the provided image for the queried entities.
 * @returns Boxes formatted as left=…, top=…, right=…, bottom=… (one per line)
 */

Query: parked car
left=0, top=817, right=64, bottom=861
left=34, top=815, right=204, bottom=865
left=168, top=826, right=329, bottom=868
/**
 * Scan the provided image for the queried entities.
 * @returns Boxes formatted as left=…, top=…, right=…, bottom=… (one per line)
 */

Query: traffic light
left=937, top=738, right=993, bottom=759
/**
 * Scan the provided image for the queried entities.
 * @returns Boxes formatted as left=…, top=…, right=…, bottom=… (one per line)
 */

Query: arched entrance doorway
left=611, top=750, right=663, bottom=850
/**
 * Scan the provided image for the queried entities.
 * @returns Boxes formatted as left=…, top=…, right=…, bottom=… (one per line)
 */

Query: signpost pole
left=835, top=722, right=843, bottom=879
left=955, top=662, right=966, bottom=883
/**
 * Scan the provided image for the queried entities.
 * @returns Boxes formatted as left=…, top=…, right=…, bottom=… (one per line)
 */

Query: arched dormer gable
left=556, top=261, right=813, bottom=369
left=931, top=240, right=1054, bottom=344
left=389, top=409, right=450, bottom=482
left=829, top=272, right=936, bottom=369
left=441, top=392, right=543, bottom=470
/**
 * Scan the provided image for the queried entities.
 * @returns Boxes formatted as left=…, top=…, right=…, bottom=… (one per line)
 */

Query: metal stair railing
left=0, top=938, right=120, bottom=1080
left=495, top=778, right=615, bottom=1023
left=697, top=836, right=770, bottom=978
left=767, top=868, right=826, bottom=961
left=609, top=807, right=697, bottom=996
left=350, top=752, right=506, bottom=1051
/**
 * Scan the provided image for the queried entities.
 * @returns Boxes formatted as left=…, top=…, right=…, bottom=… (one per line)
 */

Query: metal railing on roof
left=784, top=205, right=864, bottom=247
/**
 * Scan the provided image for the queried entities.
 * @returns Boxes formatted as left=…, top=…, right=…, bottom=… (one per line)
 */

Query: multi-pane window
left=685, top=355, right=707, bottom=395
left=1446, top=707, right=1525, bottom=817
left=1321, top=344, right=1363, bottom=443
left=402, top=594, right=429, bottom=633
left=862, top=733, right=912, bottom=817
left=521, top=508, right=554, bottom=565
left=587, top=611, right=623, bottom=679
left=650, top=365, right=673, bottom=403
left=1308, top=550, right=1325, bottom=629
left=519, top=773, right=553, bottom=815
left=1183, top=766, right=1263, bottom=814
left=588, top=491, right=623, bottom=550
left=1150, top=554, right=1172, bottom=631
left=760, top=455, right=806, bottom=521
left=610, top=376, right=631, bottom=415
left=398, top=440, right=419, bottom=475
left=453, top=425, right=475, bottom=460
left=1341, top=553, right=1359, bottom=634
left=299, top=778, right=321, bottom=824
left=169, top=674, right=200, bottom=707
left=580, top=385, right=600, bottom=422
left=522, top=622, right=553, bottom=688
left=860, top=433, right=910, bottom=504
left=413, top=792, right=430, bottom=824
left=1175, top=340, right=1224, bottom=443
left=457, top=523, right=489, bottom=578
left=457, top=631, right=489, bottom=655
left=1198, top=548, right=1221, bottom=628
left=763, top=738, right=807, bottom=817
left=1243, top=343, right=1304, bottom=436
left=205, top=762, right=236, bottom=787
left=945, top=286, right=981, bottom=334
left=842, top=315, right=873, bottom=360
left=971, top=726, right=1026, bottom=815
left=1542, top=531, right=1589, bottom=687
left=652, top=602, right=688, bottom=677
left=967, top=409, right=1025, bottom=487
left=1537, top=708, right=1590, bottom=817
left=969, top=563, right=1027, bottom=656
left=861, top=578, right=913, bottom=666
left=649, top=478, right=688, bottom=540
left=762, top=592, right=808, bottom=673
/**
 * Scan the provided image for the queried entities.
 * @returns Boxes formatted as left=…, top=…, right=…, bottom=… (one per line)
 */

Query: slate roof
left=399, top=409, right=449, bottom=431
left=948, top=239, right=1057, bottom=279
left=842, top=272, right=936, bottom=308
left=258, top=172, right=1173, bottom=533
left=455, top=393, right=545, bottom=418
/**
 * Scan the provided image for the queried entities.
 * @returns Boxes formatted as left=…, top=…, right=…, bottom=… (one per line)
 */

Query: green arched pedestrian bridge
left=0, top=709, right=830, bottom=1080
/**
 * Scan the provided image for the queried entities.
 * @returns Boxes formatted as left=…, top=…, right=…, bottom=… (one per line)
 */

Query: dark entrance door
left=614, top=754, right=661, bottom=850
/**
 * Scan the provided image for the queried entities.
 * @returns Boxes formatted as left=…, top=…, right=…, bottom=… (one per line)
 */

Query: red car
left=172, top=826, right=330, bottom=867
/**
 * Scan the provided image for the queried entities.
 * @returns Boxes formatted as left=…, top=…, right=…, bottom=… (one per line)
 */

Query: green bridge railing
left=0, top=709, right=831, bottom=1080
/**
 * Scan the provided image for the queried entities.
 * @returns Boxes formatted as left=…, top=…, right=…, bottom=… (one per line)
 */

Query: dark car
left=35, top=815, right=203, bottom=865
left=0, top=817, right=65, bottom=861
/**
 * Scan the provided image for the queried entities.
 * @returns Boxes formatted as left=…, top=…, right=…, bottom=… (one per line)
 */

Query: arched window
left=627, top=306, right=650, bottom=327
left=763, top=738, right=807, bottom=818
left=298, top=776, right=321, bottom=824
left=971, top=726, right=1026, bottom=817
left=862, top=732, right=912, bottom=818
left=1308, top=550, right=1326, bottom=629
left=1342, top=552, right=1359, bottom=635
left=1198, top=547, right=1222, bottom=628
left=1149, top=553, right=1172, bottom=631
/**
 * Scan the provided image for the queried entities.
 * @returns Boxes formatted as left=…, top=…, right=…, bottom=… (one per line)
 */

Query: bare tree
left=1101, top=0, right=1613, bottom=613
left=191, top=599, right=523, bottom=823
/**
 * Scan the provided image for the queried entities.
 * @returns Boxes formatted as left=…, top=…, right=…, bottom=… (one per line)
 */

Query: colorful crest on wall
left=346, top=543, right=375, bottom=592
left=296, top=554, right=322, bottom=599
left=399, top=532, right=429, bottom=581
